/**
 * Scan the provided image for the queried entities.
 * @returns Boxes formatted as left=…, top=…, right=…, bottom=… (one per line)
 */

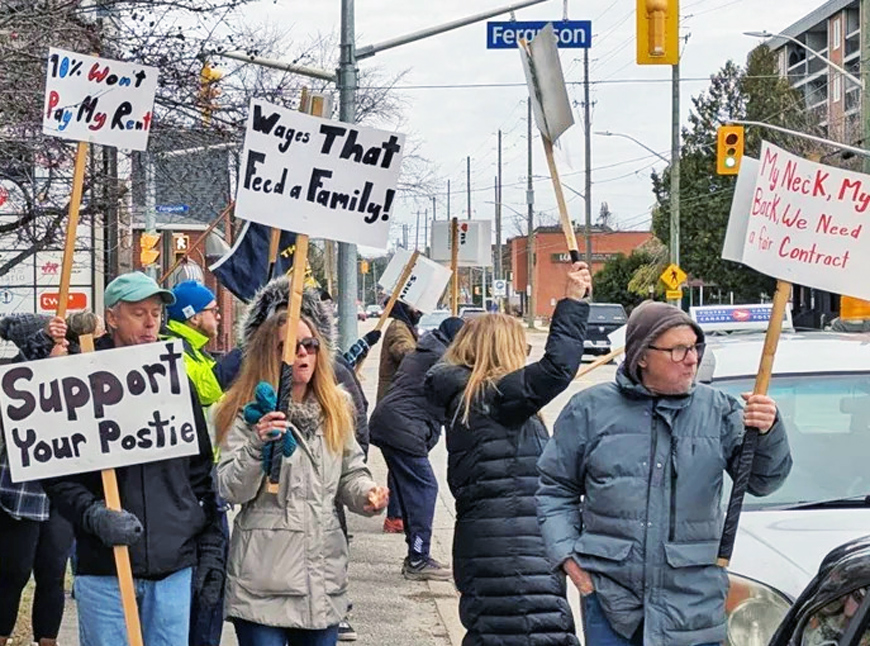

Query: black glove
left=193, top=561, right=225, bottom=608
left=82, top=501, right=143, bottom=547
left=363, top=330, right=382, bottom=347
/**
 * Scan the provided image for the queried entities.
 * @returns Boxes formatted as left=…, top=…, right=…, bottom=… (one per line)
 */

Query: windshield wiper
left=778, top=495, right=870, bottom=511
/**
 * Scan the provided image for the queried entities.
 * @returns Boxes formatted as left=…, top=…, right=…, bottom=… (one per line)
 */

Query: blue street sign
left=486, top=20, right=592, bottom=49
left=155, top=204, right=189, bottom=214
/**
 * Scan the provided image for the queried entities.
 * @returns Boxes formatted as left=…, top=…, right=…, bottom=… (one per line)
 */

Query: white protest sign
left=235, top=98, right=405, bottom=249
left=519, top=23, right=574, bottom=143
left=722, top=157, right=760, bottom=263
left=430, top=220, right=493, bottom=267
left=43, top=48, right=158, bottom=151
left=378, top=248, right=453, bottom=314
left=0, top=341, right=198, bottom=482
left=724, top=142, right=870, bottom=299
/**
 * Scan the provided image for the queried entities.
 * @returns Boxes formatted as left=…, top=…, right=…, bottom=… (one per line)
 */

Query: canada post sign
left=486, top=20, right=591, bottom=49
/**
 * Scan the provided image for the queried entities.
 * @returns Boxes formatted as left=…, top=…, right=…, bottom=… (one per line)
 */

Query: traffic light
left=360, top=260, right=369, bottom=275
left=140, top=232, right=161, bottom=266
left=199, top=63, right=222, bottom=126
left=637, top=0, right=678, bottom=65
left=717, top=125, right=745, bottom=175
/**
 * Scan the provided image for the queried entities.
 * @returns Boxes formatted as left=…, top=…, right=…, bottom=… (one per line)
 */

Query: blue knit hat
left=167, top=281, right=216, bottom=322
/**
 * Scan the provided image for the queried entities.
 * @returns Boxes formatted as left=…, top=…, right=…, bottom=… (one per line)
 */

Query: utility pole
left=526, top=98, right=536, bottom=329
left=583, top=47, right=594, bottom=274
left=863, top=0, right=870, bottom=175
left=337, top=0, right=359, bottom=348
left=496, top=129, right=503, bottom=283
left=432, top=195, right=437, bottom=220
left=669, top=61, right=681, bottom=306
left=424, top=208, right=429, bottom=254
left=415, top=209, right=421, bottom=250
left=466, top=156, right=472, bottom=219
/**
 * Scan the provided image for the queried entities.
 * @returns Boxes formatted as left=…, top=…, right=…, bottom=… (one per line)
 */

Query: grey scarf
left=285, top=397, right=323, bottom=441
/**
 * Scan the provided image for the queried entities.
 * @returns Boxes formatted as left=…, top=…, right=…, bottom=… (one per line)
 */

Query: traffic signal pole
left=863, top=0, right=870, bottom=174
left=669, top=61, right=681, bottom=306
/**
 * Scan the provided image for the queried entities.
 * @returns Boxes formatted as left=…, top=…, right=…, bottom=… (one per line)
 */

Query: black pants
left=380, top=447, right=438, bottom=561
left=0, top=505, right=74, bottom=640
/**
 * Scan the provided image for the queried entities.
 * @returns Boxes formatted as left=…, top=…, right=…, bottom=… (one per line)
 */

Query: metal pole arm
left=216, top=50, right=336, bottom=83
left=595, top=130, right=670, bottom=164
left=730, top=120, right=870, bottom=158
left=357, top=0, right=551, bottom=59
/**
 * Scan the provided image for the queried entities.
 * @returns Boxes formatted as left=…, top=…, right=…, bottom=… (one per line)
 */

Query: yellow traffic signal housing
left=717, top=125, right=745, bottom=175
left=637, top=0, right=679, bottom=65
left=199, top=63, right=223, bottom=125
left=140, top=232, right=161, bottom=266
left=360, top=260, right=369, bottom=275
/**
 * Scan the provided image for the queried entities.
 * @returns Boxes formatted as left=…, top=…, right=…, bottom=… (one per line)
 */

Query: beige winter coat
left=217, top=411, right=377, bottom=629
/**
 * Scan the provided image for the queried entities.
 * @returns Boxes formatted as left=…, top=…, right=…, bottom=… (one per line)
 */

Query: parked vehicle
left=458, top=306, right=486, bottom=321
left=583, top=303, right=627, bottom=356
left=366, top=304, right=383, bottom=319
left=418, top=309, right=452, bottom=335
left=688, top=305, right=870, bottom=646
left=769, top=535, right=870, bottom=646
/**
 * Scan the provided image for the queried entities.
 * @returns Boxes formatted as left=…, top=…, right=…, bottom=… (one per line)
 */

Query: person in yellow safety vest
left=165, top=280, right=229, bottom=646
left=164, top=281, right=224, bottom=408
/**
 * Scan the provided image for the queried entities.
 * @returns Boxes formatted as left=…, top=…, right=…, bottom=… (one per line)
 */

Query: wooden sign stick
left=717, top=279, right=791, bottom=567
left=266, top=228, right=282, bottom=280
left=159, top=201, right=234, bottom=284
left=55, top=142, right=144, bottom=645
left=542, top=137, right=583, bottom=265
left=574, top=346, right=625, bottom=380
left=450, top=218, right=460, bottom=316
left=267, top=234, right=310, bottom=495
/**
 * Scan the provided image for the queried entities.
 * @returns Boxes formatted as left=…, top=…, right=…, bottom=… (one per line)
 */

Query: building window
left=833, top=17, right=841, bottom=50
left=833, top=75, right=842, bottom=103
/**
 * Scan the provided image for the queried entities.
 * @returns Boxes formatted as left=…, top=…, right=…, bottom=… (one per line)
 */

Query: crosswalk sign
left=660, top=263, right=687, bottom=290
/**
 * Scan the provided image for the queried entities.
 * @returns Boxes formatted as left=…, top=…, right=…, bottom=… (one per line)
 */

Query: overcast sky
left=242, top=0, right=824, bottom=256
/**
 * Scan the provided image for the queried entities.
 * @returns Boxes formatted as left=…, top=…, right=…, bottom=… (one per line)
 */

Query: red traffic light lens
left=725, top=133, right=739, bottom=145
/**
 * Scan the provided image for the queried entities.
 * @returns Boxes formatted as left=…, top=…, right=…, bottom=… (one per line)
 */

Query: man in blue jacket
left=536, top=300, right=792, bottom=646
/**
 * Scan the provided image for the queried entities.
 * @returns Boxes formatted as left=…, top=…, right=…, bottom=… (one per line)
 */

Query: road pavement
left=52, top=315, right=614, bottom=645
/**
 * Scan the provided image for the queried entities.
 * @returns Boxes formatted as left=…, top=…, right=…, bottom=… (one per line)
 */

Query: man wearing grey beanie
left=536, top=300, right=793, bottom=646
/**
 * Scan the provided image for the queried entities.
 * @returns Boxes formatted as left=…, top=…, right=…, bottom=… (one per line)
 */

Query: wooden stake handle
left=542, top=137, right=581, bottom=258
left=575, top=346, right=625, bottom=380
left=159, top=202, right=234, bottom=284
left=450, top=218, right=460, bottom=316
left=76, top=335, right=144, bottom=646
left=375, top=250, right=420, bottom=333
left=56, top=142, right=89, bottom=319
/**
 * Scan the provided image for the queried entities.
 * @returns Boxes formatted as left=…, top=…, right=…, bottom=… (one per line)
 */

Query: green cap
left=104, top=272, right=176, bottom=308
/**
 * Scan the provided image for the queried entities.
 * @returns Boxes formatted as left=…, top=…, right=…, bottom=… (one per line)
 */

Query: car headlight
left=726, top=573, right=792, bottom=646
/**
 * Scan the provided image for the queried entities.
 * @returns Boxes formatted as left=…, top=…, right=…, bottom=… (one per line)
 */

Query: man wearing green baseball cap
left=43, top=271, right=226, bottom=646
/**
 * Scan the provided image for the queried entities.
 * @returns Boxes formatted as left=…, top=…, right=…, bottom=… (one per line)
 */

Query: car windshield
left=589, top=305, right=627, bottom=323
left=419, top=311, right=450, bottom=328
left=714, top=373, right=870, bottom=510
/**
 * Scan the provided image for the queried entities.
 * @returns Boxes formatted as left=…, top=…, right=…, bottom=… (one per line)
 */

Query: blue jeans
left=386, top=469, right=401, bottom=519
left=232, top=619, right=339, bottom=646
left=582, top=593, right=718, bottom=646
left=74, top=567, right=192, bottom=646
left=380, top=447, right=438, bottom=561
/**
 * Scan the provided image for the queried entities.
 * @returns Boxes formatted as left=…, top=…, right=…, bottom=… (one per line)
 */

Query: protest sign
left=43, top=48, right=158, bottom=151
left=0, top=341, right=198, bottom=483
left=235, top=98, right=406, bottom=249
left=724, top=142, right=870, bottom=299
left=379, top=248, right=453, bottom=314
left=430, top=220, right=493, bottom=267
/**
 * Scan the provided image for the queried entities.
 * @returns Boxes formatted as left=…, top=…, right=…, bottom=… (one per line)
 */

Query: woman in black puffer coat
left=425, top=263, right=591, bottom=646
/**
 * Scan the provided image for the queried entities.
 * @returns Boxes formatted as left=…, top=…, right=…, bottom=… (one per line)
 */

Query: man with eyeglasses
left=536, top=300, right=792, bottom=646
left=164, top=280, right=227, bottom=646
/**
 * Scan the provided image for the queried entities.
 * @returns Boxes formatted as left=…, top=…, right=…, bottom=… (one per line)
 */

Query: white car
left=695, top=312, right=870, bottom=646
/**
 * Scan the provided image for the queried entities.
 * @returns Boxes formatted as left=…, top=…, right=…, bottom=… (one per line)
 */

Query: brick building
left=508, top=226, right=653, bottom=319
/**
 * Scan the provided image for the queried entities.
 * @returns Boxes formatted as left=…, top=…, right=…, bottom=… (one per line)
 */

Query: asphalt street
left=51, top=315, right=614, bottom=646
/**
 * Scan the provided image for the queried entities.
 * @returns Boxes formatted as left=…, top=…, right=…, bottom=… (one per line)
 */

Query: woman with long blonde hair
left=215, top=279, right=388, bottom=646
left=426, top=262, right=592, bottom=646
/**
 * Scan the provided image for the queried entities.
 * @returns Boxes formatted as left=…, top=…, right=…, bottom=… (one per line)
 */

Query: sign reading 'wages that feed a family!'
left=235, top=98, right=406, bottom=249
left=725, top=142, right=870, bottom=300
left=43, top=48, right=159, bottom=151
left=0, top=341, right=199, bottom=483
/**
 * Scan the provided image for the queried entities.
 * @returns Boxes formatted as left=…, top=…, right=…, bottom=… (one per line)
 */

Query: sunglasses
left=296, top=337, right=320, bottom=354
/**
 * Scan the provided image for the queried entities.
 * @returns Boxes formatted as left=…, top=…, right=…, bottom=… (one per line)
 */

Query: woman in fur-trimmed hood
left=213, top=276, right=389, bottom=645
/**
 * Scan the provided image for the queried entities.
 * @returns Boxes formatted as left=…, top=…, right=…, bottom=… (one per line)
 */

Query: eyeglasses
left=296, top=337, right=320, bottom=354
left=647, top=343, right=705, bottom=362
left=201, top=305, right=220, bottom=315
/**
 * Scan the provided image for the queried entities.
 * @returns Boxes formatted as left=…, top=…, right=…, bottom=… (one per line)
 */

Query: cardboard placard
left=518, top=23, right=575, bottom=144
left=378, top=248, right=453, bottom=314
left=0, top=341, right=197, bottom=483
left=723, top=143, right=870, bottom=299
left=43, top=48, right=158, bottom=151
left=430, top=220, right=492, bottom=267
left=235, top=98, right=406, bottom=249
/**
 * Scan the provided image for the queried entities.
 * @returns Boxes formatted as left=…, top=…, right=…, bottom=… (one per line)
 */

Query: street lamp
left=594, top=131, right=671, bottom=164
left=744, top=30, right=864, bottom=89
